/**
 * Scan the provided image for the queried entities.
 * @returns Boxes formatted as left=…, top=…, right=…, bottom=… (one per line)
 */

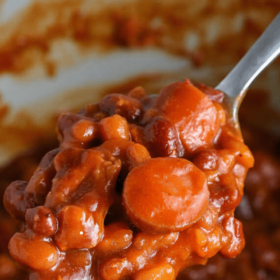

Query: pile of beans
left=3, top=79, right=254, bottom=279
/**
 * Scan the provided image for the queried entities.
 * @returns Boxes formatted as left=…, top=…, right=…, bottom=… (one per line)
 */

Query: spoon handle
left=216, top=13, right=280, bottom=101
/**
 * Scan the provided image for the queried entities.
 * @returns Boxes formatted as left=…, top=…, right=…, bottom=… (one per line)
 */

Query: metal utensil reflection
left=216, top=13, right=280, bottom=131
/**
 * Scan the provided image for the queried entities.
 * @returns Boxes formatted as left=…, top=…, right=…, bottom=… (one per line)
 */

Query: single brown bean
left=134, top=263, right=175, bottom=280
left=9, top=232, right=58, bottom=270
left=55, top=205, right=100, bottom=251
left=99, top=114, right=130, bottom=141
left=25, top=206, right=57, bottom=236
left=100, top=94, right=142, bottom=121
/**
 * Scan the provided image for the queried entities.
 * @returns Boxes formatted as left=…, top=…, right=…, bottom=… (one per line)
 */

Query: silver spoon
left=216, top=13, right=280, bottom=132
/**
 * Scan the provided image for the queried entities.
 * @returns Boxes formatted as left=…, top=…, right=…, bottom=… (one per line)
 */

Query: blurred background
left=0, top=0, right=279, bottom=279
left=0, top=0, right=279, bottom=166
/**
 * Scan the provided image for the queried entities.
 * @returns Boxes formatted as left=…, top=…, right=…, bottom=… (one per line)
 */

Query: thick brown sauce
left=1, top=80, right=254, bottom=279
left=0, top=88, right=280, bottom=280
left=0, top=1, right=279, bottom=279
left=0, top=142, right=57, bottom=280
left=0, top=87, right=279, bottom=280
left=0, top=82, right=279, bottom=280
